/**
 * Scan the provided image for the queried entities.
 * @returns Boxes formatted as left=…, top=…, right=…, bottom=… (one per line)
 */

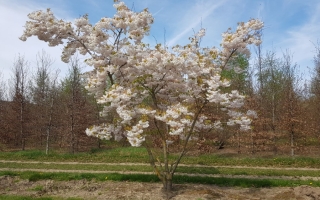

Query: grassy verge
left=0, top=171, right=318, bottom=188
left=1, top=148, right=320, bottom=168
left=1, top=162, right=320, bottom=178
left=0, top=162, right=152, bottom=172
left=0, top=148, right=149, bottom=163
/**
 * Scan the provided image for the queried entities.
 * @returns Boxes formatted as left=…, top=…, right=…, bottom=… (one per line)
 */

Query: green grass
left=30, top=185, right=44, bottom=191
left=0, top=148, right=150, bottom=163
left=174, top=175, right=318, bottom=187
left=1, top=148, right=320, bottom=168
left=1, top=147, right=320, bottom=189
left=0, top=171, right=159, bottom=182
left=0, top=171, right=318, bottom=188
left=183, top=154, right=320, bottom=168
left=1, top=161, right=320, bottom=178
left=0, top=162, right=152, bottom=172
left=177, top=166, right=320, bottom=177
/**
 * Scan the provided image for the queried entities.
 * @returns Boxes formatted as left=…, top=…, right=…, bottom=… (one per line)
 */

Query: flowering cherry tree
left=20, top=0, right=263, bottom=191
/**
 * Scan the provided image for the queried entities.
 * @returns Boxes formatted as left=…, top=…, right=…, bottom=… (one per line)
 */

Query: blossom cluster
left=85, top=124, right=121, bottom=140
left=155, top=103, right=194, bottom=136
left=21, top=1, right=263, bottom=147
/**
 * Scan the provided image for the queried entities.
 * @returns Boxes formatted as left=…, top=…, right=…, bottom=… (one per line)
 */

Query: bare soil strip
left=1, top=175, right=320, bottom=200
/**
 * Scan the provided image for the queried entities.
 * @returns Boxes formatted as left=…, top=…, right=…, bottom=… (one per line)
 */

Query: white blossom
left=20, top=1, right=263, bottom=147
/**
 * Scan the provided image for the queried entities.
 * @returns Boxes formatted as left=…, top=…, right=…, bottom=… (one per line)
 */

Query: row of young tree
left=0, top=51, right=101, bottom=153
left=226, top=43, right=320, bottom=156
left=189, top=42, right=320, bottom=157
left=1, top=48, right=320, bottom=156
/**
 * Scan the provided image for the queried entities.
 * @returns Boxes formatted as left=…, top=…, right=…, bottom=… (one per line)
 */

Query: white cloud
left=166, top=1, right=226, bottom=47
left=0, top=0, right=75, bottom=83
left=264, top=1, right=320, bottom=80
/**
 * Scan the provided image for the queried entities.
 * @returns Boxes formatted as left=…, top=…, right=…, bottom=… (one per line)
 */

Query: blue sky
left=1, top=0, right=320, bottom=85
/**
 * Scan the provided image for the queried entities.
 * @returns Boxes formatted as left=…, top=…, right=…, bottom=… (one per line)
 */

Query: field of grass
left=1, top=147, right=320, bottom=168
left=1, top=161, right=320, bottom=178
left=1, top=147, right=320, bottom=189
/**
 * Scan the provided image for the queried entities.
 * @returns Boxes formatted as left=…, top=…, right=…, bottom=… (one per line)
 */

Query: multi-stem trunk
left=146, top=102, right=205, bottom=192
left=145, top=136, right=175, bottom=191
left=162, top=173, right=173, bottom=191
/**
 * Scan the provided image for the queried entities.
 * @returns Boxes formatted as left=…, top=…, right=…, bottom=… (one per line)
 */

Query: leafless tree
left=9, top=55, right=30, bottom=150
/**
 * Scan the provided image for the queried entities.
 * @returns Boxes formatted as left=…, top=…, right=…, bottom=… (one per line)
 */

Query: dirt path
left=1, top=175, right=320, bottom=200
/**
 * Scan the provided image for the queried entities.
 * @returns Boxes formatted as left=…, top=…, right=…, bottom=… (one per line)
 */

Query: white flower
left=247, top=110, right=258, bottom=118
left=20, top=2, right=263, bottom=147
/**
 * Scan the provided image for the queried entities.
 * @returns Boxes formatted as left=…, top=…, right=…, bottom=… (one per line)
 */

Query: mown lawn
left=1, top=161, right=320, bottom=178
left=1, top=147, right=320, bottom=188
left=1, top=147, right=320, bottom=168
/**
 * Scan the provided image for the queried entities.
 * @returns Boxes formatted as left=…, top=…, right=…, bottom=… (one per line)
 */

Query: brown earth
left=1, top=175, right=320, bottom=200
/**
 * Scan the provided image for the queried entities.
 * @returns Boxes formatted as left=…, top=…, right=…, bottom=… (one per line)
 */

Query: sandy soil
left=1, top=175, right=320, bottom=200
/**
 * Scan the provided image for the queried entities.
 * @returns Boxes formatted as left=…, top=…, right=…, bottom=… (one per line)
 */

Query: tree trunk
left=46, top=96, right=54, bottom=155
left=162, top=173, right=173, bottom=191
left=46, top=128, right=50, bottom=154
left=20, top=98, right=25, bottom=151
left=251, top=130, right=255, bottom=154
left=291, top=126, right=295, bottom=157
left=237, top=130, right=241, bottom=154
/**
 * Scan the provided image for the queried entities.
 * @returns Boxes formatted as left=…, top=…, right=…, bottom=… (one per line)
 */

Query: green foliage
left=220, top=54, right=250, bottom=93
left=221, top=54, right=249, bottom=80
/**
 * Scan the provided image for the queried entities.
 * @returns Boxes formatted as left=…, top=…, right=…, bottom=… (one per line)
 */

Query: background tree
left=44, top=70, right=60, bottom=154
left=30, top=50, right=54, bottom=148
left=220, top=53, right=254, bottom=153
left=0, top=71, right=9, bottom=148
left=59, top=56, right=97, bottom=153
left=254, top=51, right=285, bottom=154
left=279, top=52, right=303, bottom=156
left=0, top=72, right=6, bottom=101
left=8, top=55, right=30, bottom=150
left=308, top=43, right=320, bottom=149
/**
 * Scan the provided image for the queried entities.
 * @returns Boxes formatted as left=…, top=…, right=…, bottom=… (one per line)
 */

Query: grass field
left=0, top=170, right=319, bottom=188
left=1, top=147, right=320, bottom=189
left=1, top=147, right=320, bottom=168
left=1, top=161, right=320, bottom=178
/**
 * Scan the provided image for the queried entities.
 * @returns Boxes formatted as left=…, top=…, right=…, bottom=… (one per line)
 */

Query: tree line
left=0, top=51, right=100, bottom=153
